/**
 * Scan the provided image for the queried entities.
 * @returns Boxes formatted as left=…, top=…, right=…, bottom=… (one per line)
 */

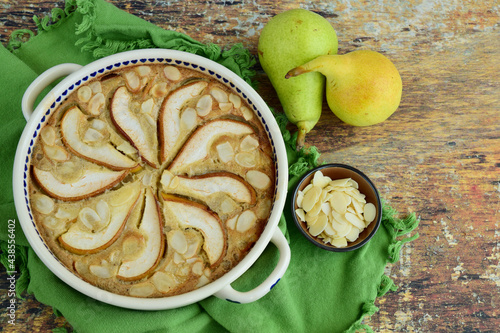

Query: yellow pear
left=286, top=50, right=402, bottom=126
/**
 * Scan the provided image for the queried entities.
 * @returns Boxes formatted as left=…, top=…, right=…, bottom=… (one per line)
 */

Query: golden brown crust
left=28, top=64, right=275, bottom=298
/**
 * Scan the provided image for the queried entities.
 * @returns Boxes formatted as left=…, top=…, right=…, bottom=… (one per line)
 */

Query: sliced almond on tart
left=117, top=187, right=165, bottom=281
left=32, top=166, right=128, bottom=201
left=110, top=86, right=159, bottom=168
left=168, top=119, right=254, bottom=172
left=236, top=210, right=258, bottom=233
left=40, top=125, right=57, bottom=146
left=42, top=144, right=70, bottom=162
left=245, top=170, right=272, bottom=190
left=162, top=194, right=226, bottom=267
left=32, top=194, right=55, bottom=215
left=159, top=81, right=208, bottom=163
left=58, top=182, right=141, bottom=254
left=166, top=172, right=256, bottom=205
left=60, top=106, right=138, bottom=170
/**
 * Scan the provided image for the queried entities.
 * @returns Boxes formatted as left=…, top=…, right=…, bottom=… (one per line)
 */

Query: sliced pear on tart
left=117, top=187, right=165, bottom=281
left=168, top=119, right=254, bottom=173
left=60, top=106, right=138, bottom=170
left=164, top=171, right=256, bottom=205
left=32, top=166, right=128, bottom=201
left=58, top=182, right=141, bottom=254
left=110, top=86, right=159, bottom=168
left=161, top=194, right=226, bottom=267
left=159, top=80, right=208, bottom=163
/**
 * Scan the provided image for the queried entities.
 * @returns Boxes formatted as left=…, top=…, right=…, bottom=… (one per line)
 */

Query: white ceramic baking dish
left=13, top=49, right=290, bottom=310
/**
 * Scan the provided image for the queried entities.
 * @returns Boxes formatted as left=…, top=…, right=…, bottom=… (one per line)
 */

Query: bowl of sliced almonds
left=292, top=164, right=382, bottom=251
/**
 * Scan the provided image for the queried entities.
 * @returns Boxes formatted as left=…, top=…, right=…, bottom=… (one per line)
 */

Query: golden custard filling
left=28, top=64, right=275, bottom=297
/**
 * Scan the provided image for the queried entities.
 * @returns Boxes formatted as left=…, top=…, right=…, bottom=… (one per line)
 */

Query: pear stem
left=296, top=127, right=307, bottom=151
left=286, top=55, right=342, bottom=79
left=285, top=66, right=311, bottom=79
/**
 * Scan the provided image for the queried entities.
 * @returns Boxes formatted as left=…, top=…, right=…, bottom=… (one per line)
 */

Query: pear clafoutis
left=28, top=63, right=277, bottom=298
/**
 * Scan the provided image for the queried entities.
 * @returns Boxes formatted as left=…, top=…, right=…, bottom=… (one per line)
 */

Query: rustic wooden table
left=1, top=0, right=499, bottom=332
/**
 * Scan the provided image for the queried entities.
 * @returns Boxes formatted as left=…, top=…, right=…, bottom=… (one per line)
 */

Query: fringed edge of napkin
left=6, top=0, right=257, bottom=87
left=72, top=0, right=257, bottom=86
left=6, top=0, right=77, bottom=52
left=346, top=205, right=419, bottom=333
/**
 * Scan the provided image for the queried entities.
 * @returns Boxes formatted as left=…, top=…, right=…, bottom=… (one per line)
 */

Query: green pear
left=258, top=9, right=338, bottom=148
left=286, top=50, right=402, bottom=126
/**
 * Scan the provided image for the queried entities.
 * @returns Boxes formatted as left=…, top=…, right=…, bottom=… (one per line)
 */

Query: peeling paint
left=439, top=218, right=458, bottom=246
left=480, top=235, right=500, bottom=288
left=394, top=310, right=413, bottom=331
left=451, top=262, right=464, bottom=281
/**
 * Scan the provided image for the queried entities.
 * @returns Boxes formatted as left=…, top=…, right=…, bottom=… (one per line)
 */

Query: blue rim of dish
left=22, top=57, right=281, bottom=270
left=291, top=163, right=382, bottom=252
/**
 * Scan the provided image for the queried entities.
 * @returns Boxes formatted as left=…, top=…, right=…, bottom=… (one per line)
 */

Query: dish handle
left=21, top=63, right=83, bottom=121
left=213, top=227, right=291, bottom=304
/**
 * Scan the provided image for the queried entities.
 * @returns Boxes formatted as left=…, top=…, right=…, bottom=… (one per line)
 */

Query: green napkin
left=0, top=1, right=419, bottom=332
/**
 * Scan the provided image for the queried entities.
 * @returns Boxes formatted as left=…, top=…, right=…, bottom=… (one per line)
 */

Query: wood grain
left=1, top=0, right=499, bottom=332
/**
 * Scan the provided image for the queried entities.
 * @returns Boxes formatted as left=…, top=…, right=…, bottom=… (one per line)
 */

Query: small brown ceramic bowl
left=292, top=164, right=382, bottom=252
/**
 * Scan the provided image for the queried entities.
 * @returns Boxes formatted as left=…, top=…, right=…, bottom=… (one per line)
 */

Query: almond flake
left=40, top=126, right=56, bottom=146
left=129, top=284, right=155, bottom=297
left=124, top=71, right=140, bottom=92
left=246, top=170, right=271, bottom=190
left=240, top=135, right=259, bottom=151
left=33, top=194, right=55, bottom=215
left=240, top=106, right=253, bottom=120
left=152, top=271, right=177, bottom=293
left=163, top=66, right=181, bottom=81
left=236, top=210, right=257, bottom=233
left=295, top=208, right=306, bottom=222
left=235, top=152, right=256, bottom=168
left=363, top=203, right=376, bottom=223
left=210, top=87, right=228, bottom=103
left=77, top=86, right=92, bottom=103
left=169, top=230, right=188, bottom=254
left=136, top=66, right=151, bottom=77
left=88, top=93, right=105, bottom=116
left=196, top=95, right=212, bottom=117
left=151, top=82, right=169, bottom=98
left=309, top=214, right=327, bottom=236
left=89, top=264, right=113, bottom=278
left=141, top=98, right=154, bottom=114
left=345, top=212, right=365, bottom=229
left=216, top=142, right=234, bottom=163
left=44, top=145, right=70, bottom=161
left=78, top=207, right=101, bottom=231
left=89, top=81, right=102, bottom=93
left=229, top=93, right=241, bottom=108
left=226, top=215, right=238, bottom=230
left=181, top=107, right=197, bottom=130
